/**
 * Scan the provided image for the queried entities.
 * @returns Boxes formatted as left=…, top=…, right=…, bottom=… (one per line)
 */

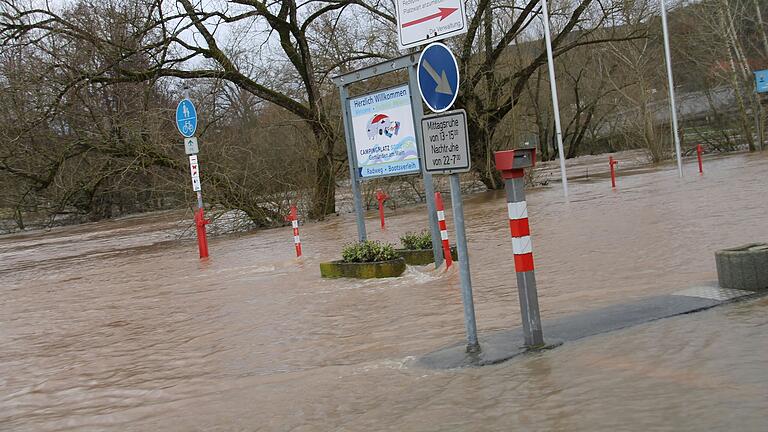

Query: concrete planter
left=715, top=243, right=768, bottom=291
left=396, top=247, right=458, bottom=266
left=319, top=257, right=406, bottom=279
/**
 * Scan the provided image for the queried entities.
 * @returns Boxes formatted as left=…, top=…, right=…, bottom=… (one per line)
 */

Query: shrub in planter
left=396, top=230, right=458, bottom=265
left=320, top=241, right=405, bottom=278
left=341, top=240, right=399, bottom=263
left=399, top=230, right=433, bottom=250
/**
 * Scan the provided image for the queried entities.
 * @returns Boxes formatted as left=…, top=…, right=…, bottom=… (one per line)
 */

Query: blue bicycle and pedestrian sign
left=176, top=98, right=198, bottom=137
left=417, top=42, right=460, bottom=113
left=755, top=70, right=768, bottom=93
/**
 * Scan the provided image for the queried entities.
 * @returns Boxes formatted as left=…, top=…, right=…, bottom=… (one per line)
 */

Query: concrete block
left=319, top=257, right=406, bottom=278
left=715, top=243, right=768, bottom=291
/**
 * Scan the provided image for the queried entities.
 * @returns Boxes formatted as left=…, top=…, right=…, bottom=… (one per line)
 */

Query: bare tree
left=0, top=0, right=390, bottom=219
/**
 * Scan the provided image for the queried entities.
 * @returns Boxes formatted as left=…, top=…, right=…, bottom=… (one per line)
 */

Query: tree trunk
left=754, top=0, right=768, bottom=57
left=309, top=128, right=336, bottom=219
left=720, top=0, right=756, bottom=151
left=468, top=117, right=503, bottom=190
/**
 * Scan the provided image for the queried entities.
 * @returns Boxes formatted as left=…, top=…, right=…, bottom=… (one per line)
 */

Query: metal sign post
left=177, top=93, right=209, bottom=259
left=338, top=85, right=367, bottom=242
left=539, top=0, right=570, bottom=198
left=333, top=53, right=444, bottom=268
left=449, top=173, right=479, bottom=352
left=395, top=0, right=467, bottom=49
left=408, top=64, right=444, bottom=267
left=659, top=0, right=684, bottom=178
left=754, top=70, right=767, bottom=150
left=420, top=109, right=479, bottom=353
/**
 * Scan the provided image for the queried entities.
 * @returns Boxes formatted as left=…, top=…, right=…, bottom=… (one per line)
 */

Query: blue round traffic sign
left=176, top=99, right=197, bottom=137
left=417, top=43, right=460, bottom=113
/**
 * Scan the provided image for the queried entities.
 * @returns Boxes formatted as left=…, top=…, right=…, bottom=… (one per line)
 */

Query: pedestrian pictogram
left=176, top=98, right=198, bottom=137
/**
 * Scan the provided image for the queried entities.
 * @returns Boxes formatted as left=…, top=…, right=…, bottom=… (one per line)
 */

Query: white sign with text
left=420, top=109, right=470, bottom=174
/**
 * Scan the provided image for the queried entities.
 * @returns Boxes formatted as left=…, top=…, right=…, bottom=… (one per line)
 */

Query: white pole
left=660, top=0, right=684, bottom=177
left=540, top=0, right=569, bottom=198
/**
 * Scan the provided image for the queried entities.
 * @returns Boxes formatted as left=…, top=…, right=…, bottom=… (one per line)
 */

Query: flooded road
left=1, top=152, right=767, bottom=431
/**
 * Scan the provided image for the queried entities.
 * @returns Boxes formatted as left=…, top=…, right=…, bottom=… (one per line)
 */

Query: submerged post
left=177, top=88, right=209, bottom=259
left=697, top=144, right=704, bottom=174
left=194, top=206, right=209, bottom=259
left=408, top=63, right=444, bottom=268
left=495, top=148, right=545, bottom=348
left=434, top=192, right=453, bottom=269
left=376, top=190, right=388, bottom=230
left=286, top=205, right=302, bottom=257
left=449, top=174, right=480, bottom=353
left=338, top=85, right=367, bottom=242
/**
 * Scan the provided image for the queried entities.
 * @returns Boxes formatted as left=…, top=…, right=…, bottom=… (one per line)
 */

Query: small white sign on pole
left=420, top=109, right=470, bottom=174
left=189, top=155, right=201, bottom=192
left=395, top=0, right=467, bottom=50
left=184, top=137, right=199, bottom=155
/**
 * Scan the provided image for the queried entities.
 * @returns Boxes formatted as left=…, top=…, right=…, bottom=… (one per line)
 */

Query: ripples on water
left=1, top=152, right=767, bottom=431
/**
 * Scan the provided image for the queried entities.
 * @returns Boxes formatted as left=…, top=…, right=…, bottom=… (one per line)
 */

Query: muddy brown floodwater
left=2, top=152, right=768, bottom=431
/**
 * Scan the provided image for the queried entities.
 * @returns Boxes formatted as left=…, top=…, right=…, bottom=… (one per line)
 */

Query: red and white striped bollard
left=286, top=205, right=302, bottom=257
left=434, top=192, right=453, bottom=269
left=495, top=148, right=545, bottom=348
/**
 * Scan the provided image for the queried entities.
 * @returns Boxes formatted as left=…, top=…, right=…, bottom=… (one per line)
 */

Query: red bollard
left=286, top=205, right=302, bottom=257
left=376, top=190, right=389, bottom=230
left=609, top=156, right=618, bottom=188
left=434, top=192, right=453, bottom=269
left=697, top=144, right=703, bottom=174
left=194, top=208, right=210, bottom=259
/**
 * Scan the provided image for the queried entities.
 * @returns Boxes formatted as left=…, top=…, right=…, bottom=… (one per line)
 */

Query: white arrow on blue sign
left=176, top=98, right=198, bottom=138
left=417, top=42, right=460, bottom=113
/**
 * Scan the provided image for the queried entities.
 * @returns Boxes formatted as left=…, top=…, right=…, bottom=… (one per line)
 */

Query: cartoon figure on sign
left=367, top=114, right=401, bottom=139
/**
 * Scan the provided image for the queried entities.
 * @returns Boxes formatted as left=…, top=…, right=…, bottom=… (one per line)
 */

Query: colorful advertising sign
left=349, top=84, right=421, bottom=178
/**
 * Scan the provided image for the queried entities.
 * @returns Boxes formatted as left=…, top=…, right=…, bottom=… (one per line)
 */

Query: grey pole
left=540, top=0, right=569, bottom=198
left=449, top=173, right=480, bottom=353
left=338, top=85, right=367, bottom=241
left=504, top=176, right=544, bottom=347
left=753, top=95, right=764, bottom=151
left=660, top=0, right=684, bottom=177
left=409, top=63, right=444, bottom=267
